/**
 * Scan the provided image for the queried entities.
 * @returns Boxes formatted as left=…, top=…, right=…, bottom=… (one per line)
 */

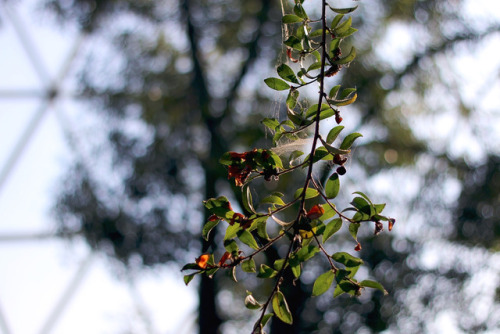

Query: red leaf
left=218, top=251, right=232, bottom=267
left=195, top=254, right=210, bottom=269
left=307, top=204, right=325, bottom=220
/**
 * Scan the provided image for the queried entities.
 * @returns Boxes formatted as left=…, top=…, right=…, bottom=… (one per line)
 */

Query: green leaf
left=294, top=187, right=319, bottom=199
left=325, top=173, right=340, bottom=199
left=268, top=151, right=284, bottom=169
left=360, top=280, right=388, bottom=295
left=293, top=4, right=308, bottom=19
left=286, top=89, right=299, bottom=109
left=351, top=196, right=374, bottom=216
left=336, top=27, right=358, bottom=39
left=264, top=78, right=290, bottom=91
left=272, top=291, right=293, bottom=324
left=256, top=219, right=270, bottom=241
left=328, top=5, right=358, bottom=14
left=374, top=203, right=386, bottom=214
left=323, top=218, right=342, bottom=242
left=338, top=88, right=357, bottom=100
left=273, top=258, right=287, bottom=271
left=334, top=16, right=352, bottom=35
left=244, top=292, right=262, bottom=310
left=320, top=204, right=337, bottom=220
left=333, top=281, right=358, bottom=297
left=261, top=195, right=286, bottom=206
left=237, top=230, right=259, bottom=250
left=262, top=118, right=280, bottom=131
left=340, top=132, right=363, bottom=150
left=312, top=50, right=321, bottom=62
left=202, top=219, right=219, bottom=241
left=320, top=107, right=336, bottom=121
left=181, top=263, right=200, bottom=271
left=282, top=14, right=303, bottom=24
left=204, top=196, right=232, bottom=219
left=284, top=35, right=303, bottom=51
left=329, top=38, right=341, bottom=57
left=330, top=14, right=344, bottom=29
left=296, top=245, right=320, bottom=262
left=326, top=126, right=344, bottom=144
left=320, top=137, right=351, bottom=155
left=307, top=62, right=322, bottom=72
left=329, top=85, right=341, bottom=99
left=287, top=108, right=304, bottom=126
left=289, top=255, right=301, bottom=278
left=331, top=252, right=364, bottom=267
left=277, top=64, right=299, bottom=84
left=333, top=93, right=357, bottom=106
left=305, top=103, right=332, bottom=118
left=261, top=313, right=273, bottom=327
left=223, top=239, right=239, bottom=255
left=257, top=264, right=278, bottom=278
left=242, top=258, right=256, bottom=273
left=224, top=223, right=241, bottom=240
left=333, top=46, right=356, bottom=65
left=348, top=223, right=360, bottom=241
left=312, top=270, right=335, bottom=296
left=184, top=273, right=196, bottom=286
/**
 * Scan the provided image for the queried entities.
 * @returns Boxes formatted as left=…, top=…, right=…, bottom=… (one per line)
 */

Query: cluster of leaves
left=182, top=1, right=395, bottom=332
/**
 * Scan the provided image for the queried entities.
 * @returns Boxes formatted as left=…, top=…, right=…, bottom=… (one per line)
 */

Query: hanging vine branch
left=182, top=1, right=395, bottom=332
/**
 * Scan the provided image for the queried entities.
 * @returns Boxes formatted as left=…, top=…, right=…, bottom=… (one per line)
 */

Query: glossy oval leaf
left=329, top=85, right=341, bottom=99
left=331, top=251, right=363, bottom=267
left=223, top=239, right=239, bottom=254
left=224, top=223, right=241, bottom=240
left=327, top=126, right=344, bottom=144
left=282, top=14, right=303, bottom=24
left=323, top=218, right=342, bottom=242
left=237, top=230, right=259, bottom=250
left=360, top=280, right=388, bottom=295
left=202, top=219, right=219, bottom=241
left=286, top=89, right=299, bottom=109
left=261, top=195, right=286, bottom=206
left=296, top=245, right=320, bottom=262
left=264, top=77, right=290, bottom=91
left=325, top=173, right=340, bottom=199
left=334, top=16, right=352, bottom=35
left=294, top=187, right=319, bottom=199
left=272, top=291, right=293, bottom=324
left=328, top=5, right=358, bottom=14
left=277, top=64, right=299, bottom=84
left=242, top=258, right=256, bottom=273
left=312, top=270, right=335, bottom=296
left=330, top=14, right=344, bottom=29
left=257, top=264, right=278, bottom=278
left=184, top=274, right=196, bottom=286
left=293, top=4, right=308, bottom=19
left=340, top=132, right=363, bottom=150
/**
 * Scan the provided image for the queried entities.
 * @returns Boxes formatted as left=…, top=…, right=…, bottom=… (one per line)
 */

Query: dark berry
left=336, top=166, right=347, bottom=175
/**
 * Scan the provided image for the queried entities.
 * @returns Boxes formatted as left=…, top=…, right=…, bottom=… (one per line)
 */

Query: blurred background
left=0, top=0, right=500, bottom=333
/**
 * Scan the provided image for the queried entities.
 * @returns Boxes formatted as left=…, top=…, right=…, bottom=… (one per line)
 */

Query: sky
left=1, top=0, right=500, bottom=333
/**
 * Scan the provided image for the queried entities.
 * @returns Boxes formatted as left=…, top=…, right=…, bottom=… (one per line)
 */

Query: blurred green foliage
left=45, top=0, right=500, bottom=333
